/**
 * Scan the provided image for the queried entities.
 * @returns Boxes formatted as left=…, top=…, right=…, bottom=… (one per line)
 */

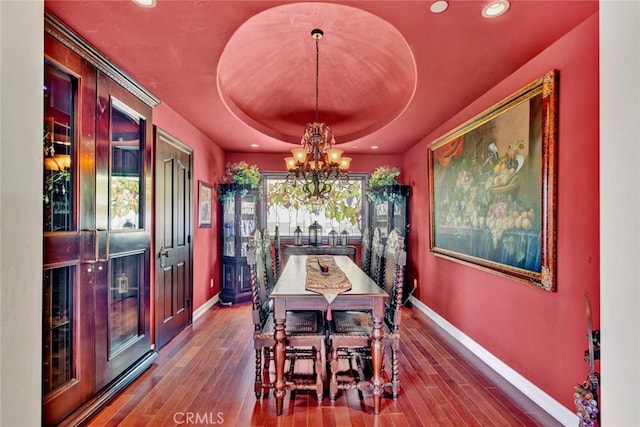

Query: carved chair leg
left=315, top=345, right=323, bottom=403
left=329, top=345, right=339, bottom=404
left=262, top=347, right=271, bottom=396
left=391, top=346, right=400, bottom=399
left=255, top=348, right=262, bottom=399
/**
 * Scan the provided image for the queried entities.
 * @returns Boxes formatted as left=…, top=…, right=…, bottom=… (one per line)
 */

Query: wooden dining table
left=270, top=255, right=388, bottom=415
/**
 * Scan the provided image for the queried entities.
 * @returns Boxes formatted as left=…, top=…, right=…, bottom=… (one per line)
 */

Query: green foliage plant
left=219, top=161, right=260, bottom=200
left=367, top=166, right=403, bottom=204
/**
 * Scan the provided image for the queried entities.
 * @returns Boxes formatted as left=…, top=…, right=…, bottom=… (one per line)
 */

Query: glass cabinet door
left=222, top=197, right=235, bottom=257
left=93, top=73, right=153, bottom=389
left=240, top=194, right=256, bottom=258
left=109, top=254, right=143, bottom=357
left=42, top=49, right=97, bottom=425
left=109, top=100, right=143, bottom=231
left=43, top=63, right=76, bottom=395
left=43, top=266, right=74, bottom=394
left=43, top=63, right=74, bottom=233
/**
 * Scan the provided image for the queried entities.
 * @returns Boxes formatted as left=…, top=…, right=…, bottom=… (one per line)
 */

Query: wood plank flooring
left=87, top=302, right=560, bottom=426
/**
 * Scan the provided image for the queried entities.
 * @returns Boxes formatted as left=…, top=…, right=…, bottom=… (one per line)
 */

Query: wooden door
left=154, top=128, right=193, bottom=349
left=93, top=71, right=153, bottom=389
left=42, top=37, right=97, bottom=426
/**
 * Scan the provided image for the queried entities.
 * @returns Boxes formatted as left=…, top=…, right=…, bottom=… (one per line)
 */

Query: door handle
left=97, top=228, right=109, bottom=262
left=81, top=228, right=99, bottom=265
left=159, top=246, right=170, bottom=268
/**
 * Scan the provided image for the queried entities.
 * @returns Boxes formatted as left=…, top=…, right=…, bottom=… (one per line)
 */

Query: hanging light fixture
left=284, top=28, right=352, bottom=201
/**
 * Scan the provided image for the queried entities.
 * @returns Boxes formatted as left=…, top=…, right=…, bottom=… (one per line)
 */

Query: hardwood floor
left=87, top=302, right=560, bottom=426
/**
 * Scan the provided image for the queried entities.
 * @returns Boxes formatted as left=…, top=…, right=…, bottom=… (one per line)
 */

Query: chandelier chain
left=283, top=28, right=352, bottom=201
left=315, top=36, right=319, bottom=123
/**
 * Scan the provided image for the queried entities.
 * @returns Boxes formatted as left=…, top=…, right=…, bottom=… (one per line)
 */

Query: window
left=263, top=173, right=367, bottom=240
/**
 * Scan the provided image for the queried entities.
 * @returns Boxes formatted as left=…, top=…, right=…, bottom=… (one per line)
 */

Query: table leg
left=273, top=317, right=286, bottom=416
left=370, top=315, right=384, bottom=414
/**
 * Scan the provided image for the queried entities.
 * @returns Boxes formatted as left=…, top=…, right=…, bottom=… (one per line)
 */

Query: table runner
left=305, top=255, right=352, bottom=320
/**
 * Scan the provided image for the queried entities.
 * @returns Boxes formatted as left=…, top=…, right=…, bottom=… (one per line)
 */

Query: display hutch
left=368, top=184, right=411, bottom=298
left=219, top=184, right=261, bottom=303
left=368, top=185, right=411, bottom=242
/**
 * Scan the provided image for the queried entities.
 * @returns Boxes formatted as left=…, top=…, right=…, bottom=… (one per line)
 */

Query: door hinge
left=187, top=298, right=191, bottom=308
left=187, top=170, right=191, bottom=180
left=187, top=235, right=191, bottom=244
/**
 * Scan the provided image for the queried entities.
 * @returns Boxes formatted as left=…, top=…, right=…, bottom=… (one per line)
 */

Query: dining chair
left=369, top=227, right=384, bottom=287
left=327, top=229, right=406, bottom=402
left=360, top=227, right=372, bottom=277
left=248, top=230, right=326, bottom=402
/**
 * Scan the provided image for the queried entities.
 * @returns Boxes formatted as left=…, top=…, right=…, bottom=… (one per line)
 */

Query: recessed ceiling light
left=371, top=146, right=379, bottom=150
left=250, top=144, right=259, bottom=148
left=482, top=0, right=510, bottom=18
left=430, top=1, right=448, bottom=14
left=132, top=0, right=156, bottom=8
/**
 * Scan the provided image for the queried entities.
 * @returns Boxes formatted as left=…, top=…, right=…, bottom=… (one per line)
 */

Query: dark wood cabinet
left=368, top=185, right=410, bottom=243
left=42, top=13, right=158, bottom=426
left=219, top=184, right=260, bottom=304
left=368, top=185, right=411, bottom=298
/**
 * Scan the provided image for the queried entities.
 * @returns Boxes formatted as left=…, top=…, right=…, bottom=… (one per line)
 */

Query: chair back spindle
left=262, top=228, right=276, bottom=294
left=274, top=225, right=282, bottom=279
left=360, top=227, right=372, bottom=276
left=370, top=228, right=384, bottom=287
left=382, top=229, right=406, bottom=331
left=249, top=230, right=269, bottom=331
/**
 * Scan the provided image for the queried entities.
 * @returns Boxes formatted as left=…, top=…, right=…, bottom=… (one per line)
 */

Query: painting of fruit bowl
left=428, top=70, right=558, bottom=291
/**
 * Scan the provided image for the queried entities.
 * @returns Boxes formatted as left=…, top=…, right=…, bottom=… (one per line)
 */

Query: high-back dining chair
left=360, top=227, right=372, bottom=277
left=248, top=230, right=327, bottom=401
left=327, top=229, right=406, bottom=402
left=369, top=227, right=384, bottom=286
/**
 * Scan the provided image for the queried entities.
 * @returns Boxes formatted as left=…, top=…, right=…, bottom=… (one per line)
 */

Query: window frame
left=260, top=172, right=370, bottom=244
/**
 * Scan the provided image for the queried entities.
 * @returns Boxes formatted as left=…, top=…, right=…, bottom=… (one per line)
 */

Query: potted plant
left=367, top=166, right=404, bottom=204
left=218, top=161, right=261, bottom=200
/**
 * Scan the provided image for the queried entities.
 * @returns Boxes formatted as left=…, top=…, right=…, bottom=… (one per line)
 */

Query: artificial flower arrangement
left=218, top=161, right=261, bottom=200
left=367, top=166, right=403, bottom=204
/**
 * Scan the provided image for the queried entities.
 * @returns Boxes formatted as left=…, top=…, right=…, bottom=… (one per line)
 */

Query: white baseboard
left=408, top=296, right=577, bottom=426
left=193, top=293, right=220, bottom=322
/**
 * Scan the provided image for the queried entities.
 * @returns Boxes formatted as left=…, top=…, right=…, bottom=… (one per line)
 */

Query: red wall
left=402, top=14, right=599, bottom=410
left=153, top=102, right=226, bottom=311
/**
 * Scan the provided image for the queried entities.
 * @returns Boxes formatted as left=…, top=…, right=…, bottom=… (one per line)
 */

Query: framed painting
left=428, top=70, right=558, bottom=291
left=198, top=181, right=212, bottom=228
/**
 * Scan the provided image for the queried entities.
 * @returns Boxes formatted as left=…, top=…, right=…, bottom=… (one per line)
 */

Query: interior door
left=154, top=128, right=193, bottom=349
left=42, top=39, right=97, bottom=426
left=93, top=71, right=153, bottom=389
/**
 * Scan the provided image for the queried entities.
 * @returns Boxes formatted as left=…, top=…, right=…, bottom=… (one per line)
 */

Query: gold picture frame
left=198, top=181, right=212, bottom=228
left=428, top=70, right=558, bottom=291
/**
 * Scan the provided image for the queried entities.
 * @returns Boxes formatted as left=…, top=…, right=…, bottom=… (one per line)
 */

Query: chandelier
left=284, top=28, right=351, bottom=201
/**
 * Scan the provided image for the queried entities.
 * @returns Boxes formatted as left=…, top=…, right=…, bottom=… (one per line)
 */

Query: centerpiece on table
left=218, top=161, right=261, bottom=200
left=366, top=165, right=404, bottom=204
